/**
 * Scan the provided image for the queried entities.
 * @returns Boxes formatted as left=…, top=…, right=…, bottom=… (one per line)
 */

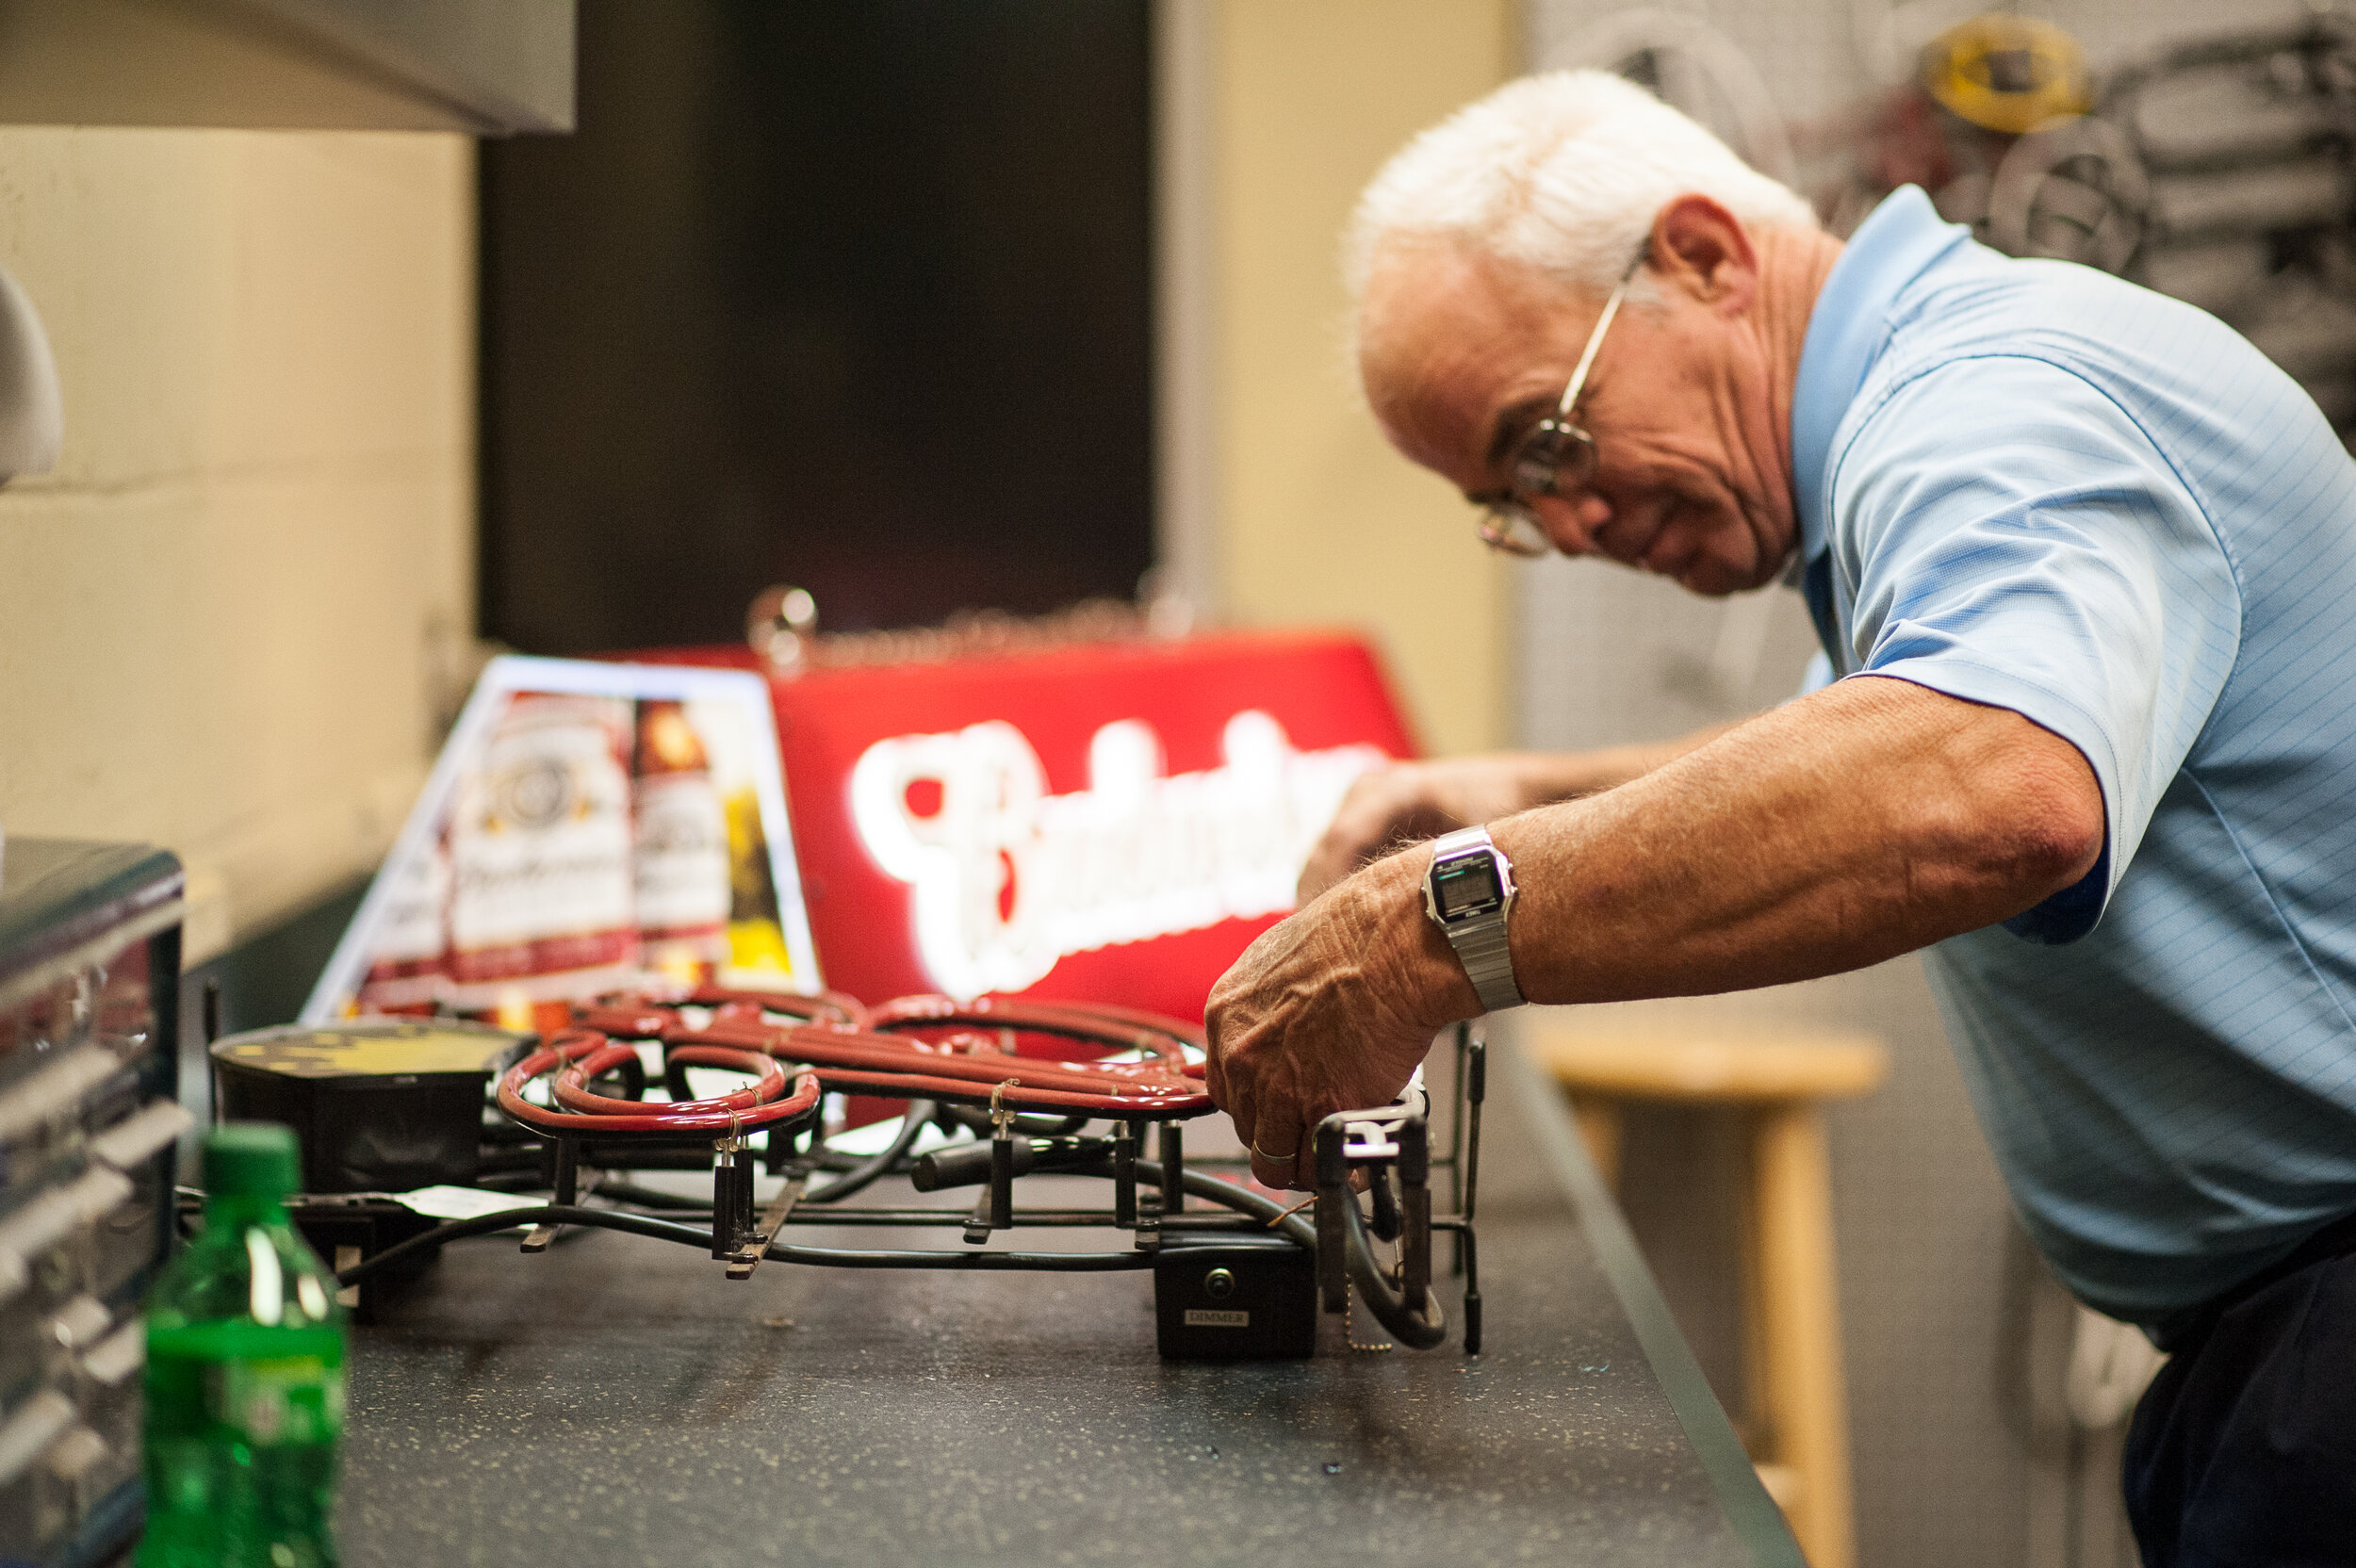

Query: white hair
left=1344, top=69, right=1819, bottom=306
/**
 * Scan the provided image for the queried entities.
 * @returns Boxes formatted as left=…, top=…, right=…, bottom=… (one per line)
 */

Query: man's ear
left=1648, top=194, right=1759, bottom=313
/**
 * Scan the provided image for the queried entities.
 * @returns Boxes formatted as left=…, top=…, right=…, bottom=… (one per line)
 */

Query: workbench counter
left=336, top=1041, right=1798, bottom=1566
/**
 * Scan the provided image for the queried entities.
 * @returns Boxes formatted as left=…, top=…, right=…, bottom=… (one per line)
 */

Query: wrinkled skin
left=1205, top=851, right=1473, bottom=1189
left=1293, top=757, right=1532, bottom=907
left=1293, top=743, right=1728, bottom=906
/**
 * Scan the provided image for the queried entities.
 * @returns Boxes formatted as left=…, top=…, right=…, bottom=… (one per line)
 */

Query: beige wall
left=0, top=17, right=1505, bottom=961
left=1210, top=0, right=1516, bottom=757
left=0, top=129, right=475, bottom=964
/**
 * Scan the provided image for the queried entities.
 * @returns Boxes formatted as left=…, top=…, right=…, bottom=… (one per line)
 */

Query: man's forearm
left=1206, top=680, right=2096, bottom=1188
left=1378, top=677, right=2105, bottom=1020
left=1299, top=724, right=1739, bottom=902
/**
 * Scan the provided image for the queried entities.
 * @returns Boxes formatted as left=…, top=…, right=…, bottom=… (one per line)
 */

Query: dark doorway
left=480, top=0, right=1155, bottom=654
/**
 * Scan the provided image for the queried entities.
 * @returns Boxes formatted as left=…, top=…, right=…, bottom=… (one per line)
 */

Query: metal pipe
left=1159, top=1122, right=1185, bottom=1213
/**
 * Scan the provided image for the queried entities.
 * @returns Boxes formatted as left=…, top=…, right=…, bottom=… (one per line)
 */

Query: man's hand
left=1299, top=738, right=1731, bottom=904
left=1300, top=757, right=1546, bottom=904
left=1206, top=850, right=1475, bottom=1189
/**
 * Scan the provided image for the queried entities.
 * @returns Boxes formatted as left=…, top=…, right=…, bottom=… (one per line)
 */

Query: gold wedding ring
left=1252, top=1140, right=1298, bottom=1166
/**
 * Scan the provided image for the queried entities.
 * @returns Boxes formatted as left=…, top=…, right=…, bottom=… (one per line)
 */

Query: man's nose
left=1540, top=492, right=1610, bottom=556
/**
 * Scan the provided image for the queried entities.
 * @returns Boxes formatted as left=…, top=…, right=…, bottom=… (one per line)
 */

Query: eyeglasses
left=1473, top=256, right=1640, bottom=557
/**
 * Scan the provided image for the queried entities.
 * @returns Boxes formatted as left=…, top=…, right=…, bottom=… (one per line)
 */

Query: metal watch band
left=1448, top=912, right=1524, bottom=1013
left=1426, top=826, right=1526, bottom=1014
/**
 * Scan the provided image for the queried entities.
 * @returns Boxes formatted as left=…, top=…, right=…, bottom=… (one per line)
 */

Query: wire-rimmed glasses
left=1472, top=256, right=1640, bottom=557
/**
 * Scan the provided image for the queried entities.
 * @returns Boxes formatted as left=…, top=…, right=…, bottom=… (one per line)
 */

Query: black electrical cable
left=1336, top=1185, right=1447, bottom=1349
left=794, top=1148, right=884, bottom=1173
left=1368, top=1163, right=1403, bottom=1242
left=330, top=1124, right=1318, bottom=1288
left=903, top=1151, right=1317, bottom=1250
left=333, top=1206, right=712, bottom=1285
left=775, top=1232, right=1154, bottom=1271
left=935, top=1105, right=1090, bottom=1140
left=1061, top=1159, right=1318, bottom=1250
left=587, top=1181, right=710, bottom=1210
left=330, top=1204, right=1162, bottom=1288
left=804, top=1101, right=939, bottom=1204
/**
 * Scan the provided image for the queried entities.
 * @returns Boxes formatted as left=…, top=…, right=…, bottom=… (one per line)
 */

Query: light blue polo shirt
left=1792, top=186, right=2356, bottom=1324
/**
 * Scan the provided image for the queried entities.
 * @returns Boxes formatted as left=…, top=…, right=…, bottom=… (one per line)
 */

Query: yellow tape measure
left=1923, top=12, right=2092, bottom=136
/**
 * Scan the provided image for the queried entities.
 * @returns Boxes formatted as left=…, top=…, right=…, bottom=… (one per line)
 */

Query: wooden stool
left=1531, top=1024, right=1890, bottom=1568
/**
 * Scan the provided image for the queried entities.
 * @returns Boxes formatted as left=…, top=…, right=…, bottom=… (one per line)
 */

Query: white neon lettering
left=849, top=711, right=1386, bottom=999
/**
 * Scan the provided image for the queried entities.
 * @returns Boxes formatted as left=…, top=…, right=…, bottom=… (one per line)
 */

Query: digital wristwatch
left=1421, top=825, right=1524, bottom=1014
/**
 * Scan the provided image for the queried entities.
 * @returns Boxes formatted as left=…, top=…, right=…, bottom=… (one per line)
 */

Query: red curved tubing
left=576, top=987, right=859, bottom=1040
left=865, top=995, right=1201, bottom=1069
left=1012, top=1001, right=1210, bottom=1077
left=1039, top=999, right=1208, bottom=1051
left=689, top=984, right=865, bottom=1026
left=784, top=1065, right=1204, bottom=1114
left=570, top=1002, right=679, bottom=1038
left=498, top=1029, right=822, bottom=1136
left=494, top=994, right=1215, bottom=1139
left=680, top=1019, right=1210, bottom=1111
left=551, top=1042, right=786, bottom=1117
left=972, top=997, right=1207, bottom=1053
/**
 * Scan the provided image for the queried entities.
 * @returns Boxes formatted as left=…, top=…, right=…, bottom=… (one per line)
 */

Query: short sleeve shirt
left=1792, top=187, right=2356, bottom=1322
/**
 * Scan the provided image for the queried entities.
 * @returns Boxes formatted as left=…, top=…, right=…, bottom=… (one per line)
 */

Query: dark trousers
left=2124, top=1217, right=2356, bottom=1567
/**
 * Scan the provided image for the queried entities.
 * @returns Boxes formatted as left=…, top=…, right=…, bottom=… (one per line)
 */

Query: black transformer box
left=1153, top=1239, right=1317, bottom=1360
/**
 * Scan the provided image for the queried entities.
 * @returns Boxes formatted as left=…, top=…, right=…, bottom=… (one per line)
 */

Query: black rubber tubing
left=804, top=1101, right=940, bottom=1204
left=331, top=1205, right=1161, bottom=1284
left=1336, top=1184, right=1447, bottom=1349
left=330, top=1159, right=1317, bottom=1288
left=1060, top=1158, right=1317, bottom=1250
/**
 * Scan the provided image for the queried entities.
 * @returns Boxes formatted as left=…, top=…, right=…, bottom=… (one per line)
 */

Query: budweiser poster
left=640, top=629, right=1419, bottom=1021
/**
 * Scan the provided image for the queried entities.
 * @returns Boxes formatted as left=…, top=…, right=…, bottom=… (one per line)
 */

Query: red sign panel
left=639, top=631, right=1419, bottom=1022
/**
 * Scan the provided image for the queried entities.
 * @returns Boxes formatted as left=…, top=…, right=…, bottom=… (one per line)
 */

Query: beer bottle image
left=632, top=699, right=732, bottom=980
left=446, top=692, right=640, bottom=1018
left=722, top=785, right=796, bottom=978
left=139, top=1124, right=345, bottom=1568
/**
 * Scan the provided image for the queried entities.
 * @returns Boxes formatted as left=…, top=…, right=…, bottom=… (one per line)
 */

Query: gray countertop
left=337, top=1041, right=1798, bottom=1566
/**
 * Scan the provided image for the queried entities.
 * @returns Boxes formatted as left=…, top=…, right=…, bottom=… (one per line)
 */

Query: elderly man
left=1204, top=69, right=2356, bottom=1562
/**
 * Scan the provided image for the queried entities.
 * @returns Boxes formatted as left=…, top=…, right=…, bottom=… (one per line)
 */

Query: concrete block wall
left=0, top=129, right=475, bottom=966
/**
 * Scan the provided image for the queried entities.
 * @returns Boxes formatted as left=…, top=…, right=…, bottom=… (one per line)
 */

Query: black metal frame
left=326, top=1023, right=1489, bottom=1355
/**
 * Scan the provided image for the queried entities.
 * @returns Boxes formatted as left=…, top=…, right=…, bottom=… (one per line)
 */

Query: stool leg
left=1569, top=1096, right=1625, bottom=1192
left=1750, top=1102, right=1856, bottom=1568
left=1736, top=1121, right=1773, bottom=1458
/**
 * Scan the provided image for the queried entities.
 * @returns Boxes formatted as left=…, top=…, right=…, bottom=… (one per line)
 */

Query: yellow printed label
left=208, top=1354, right=345, bottom=1446
left=1183, top=1309, right=1249, bottom=1328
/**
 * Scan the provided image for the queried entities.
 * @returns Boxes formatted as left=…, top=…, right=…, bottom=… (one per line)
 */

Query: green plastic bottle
left=139, top=1123, right=345, bottom=1568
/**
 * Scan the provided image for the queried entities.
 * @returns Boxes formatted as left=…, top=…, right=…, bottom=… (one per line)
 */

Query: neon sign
left=850, top=710, right=1385, bottom=999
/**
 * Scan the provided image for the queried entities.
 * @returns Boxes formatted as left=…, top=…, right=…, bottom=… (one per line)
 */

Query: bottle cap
left=205, top=1122, right=302, bottom=1199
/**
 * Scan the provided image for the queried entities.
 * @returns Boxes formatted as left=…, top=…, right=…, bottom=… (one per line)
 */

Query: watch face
left=1432, top=855, right=1504, bottom=920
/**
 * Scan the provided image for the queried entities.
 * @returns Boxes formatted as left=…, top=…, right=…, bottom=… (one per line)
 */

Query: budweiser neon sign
left=849, top=711, right=1386, bottom=999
